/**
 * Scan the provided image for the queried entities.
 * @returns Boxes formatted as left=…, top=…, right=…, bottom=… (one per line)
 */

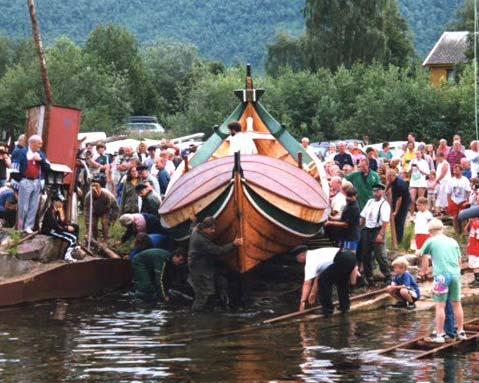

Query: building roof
left=423, top=31, right=469, bottom=67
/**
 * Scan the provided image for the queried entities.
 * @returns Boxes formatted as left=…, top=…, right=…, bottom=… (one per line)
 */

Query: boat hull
left=0, top=258, right=132, bottom=307
left=160, top=156, right=326, bottom=274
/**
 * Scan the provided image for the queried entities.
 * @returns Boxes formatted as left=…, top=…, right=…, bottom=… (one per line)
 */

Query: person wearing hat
left=136, top=182, right=161, bottom=216
left=358, top=182, right=392, bottom=286
left=118, top=213, right=164, bottom=243
left=137, top=165, right=160, bottom=195
left=84, top=179, right=120, bottom=241
left=345, top=157, right=381, bottom=210
left=0, top=183, right=18, bottom=227
left=294, top=246, right=360, bottom=315
left=41, top=194, right=78, bottom=263
left=188, top=216, right=243, bottom=312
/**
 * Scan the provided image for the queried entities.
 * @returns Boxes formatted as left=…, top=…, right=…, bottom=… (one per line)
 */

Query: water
left=0, top=290, right=479, bottom=382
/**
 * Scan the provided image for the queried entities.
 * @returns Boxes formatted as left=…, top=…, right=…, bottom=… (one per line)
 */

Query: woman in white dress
left=409, top=150, right=430, bottom=215
left=435, top=152, right=451, bottom=215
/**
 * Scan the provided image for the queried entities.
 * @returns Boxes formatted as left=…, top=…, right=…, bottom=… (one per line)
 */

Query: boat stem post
left=297, top=152, right=303, bottom=169
left=233, top=151, right=245, bottom=272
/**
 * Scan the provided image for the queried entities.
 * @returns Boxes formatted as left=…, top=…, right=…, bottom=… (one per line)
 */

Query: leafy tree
left=85, top=24, right=155, bottom=116
left=143, top=40, right=202, bottom=116
left=303, top=0, right=413, bottom=70
left=265, top=34, right=306, bottom=77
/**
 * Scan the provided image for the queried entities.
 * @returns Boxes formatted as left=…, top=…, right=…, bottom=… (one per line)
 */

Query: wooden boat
left=187, top=65, right=323, bottom=178
left=0, top=257, right=132, bottom=307
left=159, top=153, right=327, bottom=273
left=377, top=317, right=479, bottom=359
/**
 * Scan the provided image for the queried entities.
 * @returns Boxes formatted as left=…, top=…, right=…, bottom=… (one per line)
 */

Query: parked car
left=126, top=116, right=165, bottom=135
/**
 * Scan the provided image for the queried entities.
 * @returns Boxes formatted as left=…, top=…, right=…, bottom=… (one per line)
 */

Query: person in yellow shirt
left=402, top=141, right=416, bottom=180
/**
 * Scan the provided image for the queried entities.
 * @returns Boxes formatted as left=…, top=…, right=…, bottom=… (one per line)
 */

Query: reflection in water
left=0, top=294, right=478, bottom=382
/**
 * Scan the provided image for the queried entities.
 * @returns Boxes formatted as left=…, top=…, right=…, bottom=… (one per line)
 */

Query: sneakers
left=392, top=301, right=407, bottom=308
left=426, top=333, right=446, bottom=344
left=24, top=228, right=34, bottom=234
left=457, top=331, right=467, bottom=341
left=64, top=252, right=77, bottom=263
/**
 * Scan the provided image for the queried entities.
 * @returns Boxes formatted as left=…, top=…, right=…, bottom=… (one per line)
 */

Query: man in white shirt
left=358, top=182, right=392, bottom=286
left=330, top=176, right=347, bottom=217
left=468, top=141, right=479, bottom=178
left=447, top=163, right=471, bottom=234
left=294, top=246, right=360, bottom=316
left=228, top=121, right=258, bottom=156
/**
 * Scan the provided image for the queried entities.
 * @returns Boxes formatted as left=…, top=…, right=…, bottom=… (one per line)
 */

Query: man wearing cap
left=136, top=182, right=161, bottom=216
left=358, top=182, right=392, bottom=286
left=188, top=216, right=243, bottom=312
left=84, top=180, right=120, bottom=240
left=295, top=246, right=360, bottom=315
left=17, top=135, right=51, bottom=233
left=345, top=158, right=381, bottom=210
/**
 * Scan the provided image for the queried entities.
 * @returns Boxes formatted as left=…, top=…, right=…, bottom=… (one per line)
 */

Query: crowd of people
left=299, top=132, right=479, bottom=343
left=0, top=129, right=478, bottom=330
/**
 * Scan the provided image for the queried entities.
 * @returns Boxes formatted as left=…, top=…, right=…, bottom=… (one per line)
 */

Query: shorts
left=415, top=234, right=430, bottom=250
left=468, top=255, right=479, bottom=269
left=448, top=200, right=467, bottom=218
left=341, top=240, right=358, bottom=252
left=433, top=274, right=461, bottom=302
left=393, top=286, right=419, bottom=302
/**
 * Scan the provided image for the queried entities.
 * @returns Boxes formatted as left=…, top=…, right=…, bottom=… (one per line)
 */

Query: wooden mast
left=27, top=0, right=53, bottom=151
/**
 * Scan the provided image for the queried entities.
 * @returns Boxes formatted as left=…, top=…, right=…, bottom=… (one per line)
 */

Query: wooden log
left=90, top=239, right=121, bottom=259
left=6, top=231, right=39, bottom=250
left=415, top=332, right=479, bottom=360
left=27, top=0, right=53, bottom=151
left=262, top=287, right=388, bottom=325
left=79, top=244, right=96, bottom=258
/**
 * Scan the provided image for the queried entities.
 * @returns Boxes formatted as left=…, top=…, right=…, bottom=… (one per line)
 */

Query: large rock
left=0, top=252, right=37, bottom=279
left=16, top=234, right=68, bottom=263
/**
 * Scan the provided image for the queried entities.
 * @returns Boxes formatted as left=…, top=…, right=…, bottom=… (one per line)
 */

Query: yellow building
left=423, top=31, right=469, bottom=87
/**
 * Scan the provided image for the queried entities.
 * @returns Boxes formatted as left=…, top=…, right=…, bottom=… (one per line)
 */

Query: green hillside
left=0, top=0, right=465, bottom=67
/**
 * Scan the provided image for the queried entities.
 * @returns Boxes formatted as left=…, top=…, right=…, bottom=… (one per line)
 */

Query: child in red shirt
left=466, top=216, right=479, bottom=287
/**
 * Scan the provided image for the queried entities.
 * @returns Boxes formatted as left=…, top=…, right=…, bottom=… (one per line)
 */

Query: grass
left=78, top=216, right=134, bottom=256
left=6, top=230, right=24, bottom=256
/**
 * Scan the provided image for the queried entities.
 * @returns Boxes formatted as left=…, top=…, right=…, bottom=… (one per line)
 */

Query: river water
left=1, top=284, right=479, bottom=382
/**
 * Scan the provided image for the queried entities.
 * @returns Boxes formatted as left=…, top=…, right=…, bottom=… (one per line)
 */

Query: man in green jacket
left=188, top=216, right=243, bottom=312
left=345, top=158, right=381, bottom=210
left=132, top=248, right=186, bottom=302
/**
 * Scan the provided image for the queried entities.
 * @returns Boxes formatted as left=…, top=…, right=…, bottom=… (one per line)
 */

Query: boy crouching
left=387, top=257, right=420, bottom=310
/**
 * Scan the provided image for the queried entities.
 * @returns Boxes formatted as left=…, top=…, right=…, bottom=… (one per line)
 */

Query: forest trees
left=267, top=0, right=414, bottom=74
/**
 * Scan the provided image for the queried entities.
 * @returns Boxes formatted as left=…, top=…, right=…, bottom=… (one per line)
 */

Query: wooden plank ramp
left=377, top=317, right=479, bottom=359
